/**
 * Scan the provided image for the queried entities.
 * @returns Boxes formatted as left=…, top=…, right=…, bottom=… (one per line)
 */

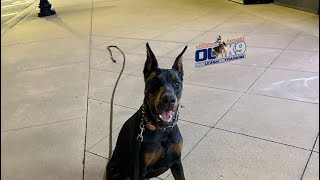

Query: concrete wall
left=274, top=0, right=319, bottom=14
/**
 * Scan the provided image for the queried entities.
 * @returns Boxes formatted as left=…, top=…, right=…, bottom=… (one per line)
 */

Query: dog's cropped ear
left=172, top=45, right=187, bottom=79
left=144, top=43, right=159, bottom=80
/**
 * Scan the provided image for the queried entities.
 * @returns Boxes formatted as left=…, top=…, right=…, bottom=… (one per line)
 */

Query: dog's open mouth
left=159, top=111, right=173, bottom=122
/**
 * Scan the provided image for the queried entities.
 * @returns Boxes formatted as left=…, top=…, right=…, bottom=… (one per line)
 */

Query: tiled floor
left=1, top=0, right=319, bottom=180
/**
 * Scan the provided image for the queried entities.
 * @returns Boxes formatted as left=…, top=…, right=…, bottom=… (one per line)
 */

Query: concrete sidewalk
left=1, top=0, right=319, bottom=179
left=1, top=0, right=37, bottom=25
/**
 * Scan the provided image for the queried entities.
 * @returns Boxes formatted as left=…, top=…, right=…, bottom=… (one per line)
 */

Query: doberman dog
left=212, top=35, right=228, bottom=58
left=106, top=43, right=187, bottom=180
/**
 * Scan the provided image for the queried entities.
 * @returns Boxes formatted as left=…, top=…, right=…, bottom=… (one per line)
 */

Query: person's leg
left=38, top=0, right=56, bottom=17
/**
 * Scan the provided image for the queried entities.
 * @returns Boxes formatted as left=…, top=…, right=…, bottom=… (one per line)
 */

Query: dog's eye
left=147, top=80, right=159, bottom=93
left=174, top=82, right=180, bottom=87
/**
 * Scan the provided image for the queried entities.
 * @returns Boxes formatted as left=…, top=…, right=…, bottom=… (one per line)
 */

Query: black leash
left=134, top=136, right=143, bottom=180
left=106, top=46, right=143, bottom=180
left=134, top=108, right=146, bottom=180
left=106, top=46, right=126, bottom=160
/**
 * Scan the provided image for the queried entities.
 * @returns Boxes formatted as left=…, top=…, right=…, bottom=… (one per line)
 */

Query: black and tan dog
left=106, top=43, right=187, bottom=180
left=212, top=35, right=228, bottom=58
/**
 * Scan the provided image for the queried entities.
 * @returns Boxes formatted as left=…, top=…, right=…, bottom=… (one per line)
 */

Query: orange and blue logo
left=195, top=36, right=246, bottom=67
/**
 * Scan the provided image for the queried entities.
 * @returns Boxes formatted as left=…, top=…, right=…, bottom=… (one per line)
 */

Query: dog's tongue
left=159, top=111, right=173, bottom=122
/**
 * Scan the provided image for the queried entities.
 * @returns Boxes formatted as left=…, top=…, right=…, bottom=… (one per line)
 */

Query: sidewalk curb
left=1, top=0, right=39, bottom=36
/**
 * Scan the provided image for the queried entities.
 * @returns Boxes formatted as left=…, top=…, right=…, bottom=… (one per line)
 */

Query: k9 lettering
left=195, top=41, right=246, bottom=62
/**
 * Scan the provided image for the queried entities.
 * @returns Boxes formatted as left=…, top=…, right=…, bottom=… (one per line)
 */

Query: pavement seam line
left=213, top=127, right=311, bottom=151
left=5, top=61, right=88, bottom=73
left=82, top=0, right=94, bottom=178
left=1, top=36, right=68, bottom=47
left=300, top=133, right=319, bottom=180
left=88, top=97, right=139, bottom=110
left=184, top=82, right=244, bottom=93
left=162, top=126, right=213, bottom=180
left=244, top=92, right=319, bottom=104
left=1, top=117, right=85, bottom=132
left=213, top=93, right=246, bottom=128
left=181, top=120, right=315, bottom=151
left=86, top=125, right=123, bottom=152
left=86, top=150, right=108, bottom=160
left=267, top=66, right=320, bottom=74
left=90, top=66, right=143, bottom=77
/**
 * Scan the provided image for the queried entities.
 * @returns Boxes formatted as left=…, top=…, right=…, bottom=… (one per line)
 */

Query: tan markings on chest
left=143, top=142, right=183, bottom=167
left=171, top=142, right=183, bottom=156
left=144, top=147, right=165, bottom=167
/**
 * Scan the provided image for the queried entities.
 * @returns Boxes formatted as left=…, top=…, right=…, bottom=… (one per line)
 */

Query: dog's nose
left=162, top=95, right=176, bottom=104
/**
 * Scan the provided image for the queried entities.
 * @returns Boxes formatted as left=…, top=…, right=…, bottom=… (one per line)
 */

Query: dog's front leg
left=170, top=161, right=185, bottom=180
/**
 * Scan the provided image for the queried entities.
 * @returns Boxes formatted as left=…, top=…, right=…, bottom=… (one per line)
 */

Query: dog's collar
left=141, top=104, right=179, bottom=131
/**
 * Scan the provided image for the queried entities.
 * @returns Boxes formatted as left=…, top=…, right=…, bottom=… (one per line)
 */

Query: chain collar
left=141, top=104, right=179, bottom=131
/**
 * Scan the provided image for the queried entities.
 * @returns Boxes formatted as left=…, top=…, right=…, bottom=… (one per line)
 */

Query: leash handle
left=106, top=45, right=126, bottom=160
left=106, top=45, right=118, bottom=63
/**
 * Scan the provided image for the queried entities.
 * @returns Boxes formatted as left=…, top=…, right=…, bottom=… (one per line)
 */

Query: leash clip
left=137, top=120, right=145, bottom=142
